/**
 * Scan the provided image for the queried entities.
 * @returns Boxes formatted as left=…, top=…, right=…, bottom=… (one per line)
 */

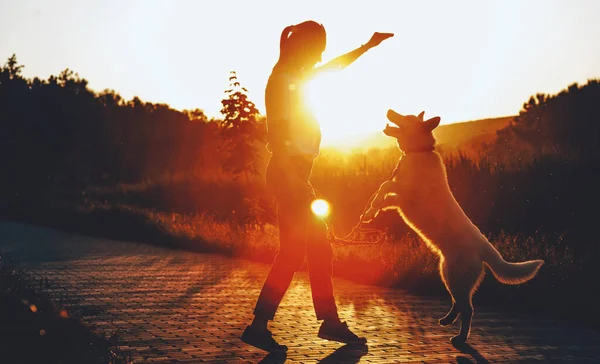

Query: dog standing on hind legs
left=361, top=109, right=544, bottom=345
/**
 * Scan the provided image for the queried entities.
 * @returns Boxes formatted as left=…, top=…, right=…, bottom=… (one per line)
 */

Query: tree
left=219, top=71, right=266, bottom=182
left=0, top=54, right=228, bottom=197
left=3, top=54, right=24, bottom=80
left=491, top=79, right=600, bottom=165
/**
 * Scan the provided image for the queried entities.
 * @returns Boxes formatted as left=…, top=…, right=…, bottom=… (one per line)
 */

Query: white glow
left=311, top=199, right=330, bottom=218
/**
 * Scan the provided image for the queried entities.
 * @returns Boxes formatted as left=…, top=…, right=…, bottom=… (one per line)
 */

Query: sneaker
left=318, top=321, right=367, bottom=344
left=241, top=325, right=288, bottom=353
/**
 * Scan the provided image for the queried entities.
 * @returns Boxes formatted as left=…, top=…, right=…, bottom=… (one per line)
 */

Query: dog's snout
left=386, top=109, right=396, bottom=119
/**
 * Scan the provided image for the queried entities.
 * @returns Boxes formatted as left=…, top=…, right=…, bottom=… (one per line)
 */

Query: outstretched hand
left=366, top=32, right=394, bottom=49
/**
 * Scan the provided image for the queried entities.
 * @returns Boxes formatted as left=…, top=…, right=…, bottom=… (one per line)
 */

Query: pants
left=252, top=155, right=339, bottom=321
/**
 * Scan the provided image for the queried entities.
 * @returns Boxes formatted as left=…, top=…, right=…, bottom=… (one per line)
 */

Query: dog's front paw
left=361, top=209, right=377, bottom=223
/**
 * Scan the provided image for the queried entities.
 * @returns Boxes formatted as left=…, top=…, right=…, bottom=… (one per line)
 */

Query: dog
left=361, top=109, right=544, bottom=344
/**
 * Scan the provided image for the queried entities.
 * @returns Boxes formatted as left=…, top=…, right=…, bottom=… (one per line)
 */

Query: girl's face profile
left=291, top=40, right=324, bottom=69
left=301, top=47, right=323, bottom=69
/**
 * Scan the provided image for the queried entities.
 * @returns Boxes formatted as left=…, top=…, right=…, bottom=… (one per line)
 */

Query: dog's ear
left=418, top=111, right=425, bottom=121
left=423, top=116, right=441, bottom=131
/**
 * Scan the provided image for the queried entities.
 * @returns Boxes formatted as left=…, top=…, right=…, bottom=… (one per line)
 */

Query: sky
left=1, top=0, right=599, bottom=145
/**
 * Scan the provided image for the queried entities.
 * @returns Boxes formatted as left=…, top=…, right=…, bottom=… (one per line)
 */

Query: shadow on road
left=258, top=351, right=287, bottom=364
left=453, top=342, right=490, bottom=364
left=318, top=343, right=369, bottom=363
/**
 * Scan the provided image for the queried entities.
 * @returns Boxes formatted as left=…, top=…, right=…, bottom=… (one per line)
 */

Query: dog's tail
left=482, top=243, right=544, bottom=285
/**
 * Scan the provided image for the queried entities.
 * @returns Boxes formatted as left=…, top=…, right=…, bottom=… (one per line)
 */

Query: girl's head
left=277, top=21, right=326, bottom=70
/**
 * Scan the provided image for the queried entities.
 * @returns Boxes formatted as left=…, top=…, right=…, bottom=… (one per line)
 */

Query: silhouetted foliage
left=0, top=55, right=223, bottom=208
left=2, top=54, right=598, bottom=242
left=219, top=71, right=266, bottom=182
left=492, top=79, right=600, bottom=165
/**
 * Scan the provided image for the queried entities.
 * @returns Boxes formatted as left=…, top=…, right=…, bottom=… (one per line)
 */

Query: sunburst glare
left=311, top=199, right=330, bottom=218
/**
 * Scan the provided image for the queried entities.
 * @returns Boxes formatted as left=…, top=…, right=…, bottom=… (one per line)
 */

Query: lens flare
left=311, top=199, right=330, bottom=218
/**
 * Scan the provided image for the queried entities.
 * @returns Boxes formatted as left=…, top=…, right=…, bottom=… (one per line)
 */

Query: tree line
left=0, top=55, right=266, bottom=207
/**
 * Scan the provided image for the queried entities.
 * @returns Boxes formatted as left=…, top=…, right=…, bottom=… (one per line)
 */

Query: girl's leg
left=306, top=212, right=338, bottom=321
left=253, top=200, right=307, bottom=322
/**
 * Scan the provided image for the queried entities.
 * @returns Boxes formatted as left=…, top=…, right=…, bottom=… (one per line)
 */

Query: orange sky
left=1, top=0, right=599, bottom=145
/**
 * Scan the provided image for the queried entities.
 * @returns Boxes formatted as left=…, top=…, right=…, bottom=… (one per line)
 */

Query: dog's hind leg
left=438, top=261, right=459, bottom=326
left=445, top=260, right=484, bottom=345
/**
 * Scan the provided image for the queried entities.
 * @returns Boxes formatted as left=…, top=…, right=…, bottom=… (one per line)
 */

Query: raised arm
left=311, top=32, right=394, bottom=76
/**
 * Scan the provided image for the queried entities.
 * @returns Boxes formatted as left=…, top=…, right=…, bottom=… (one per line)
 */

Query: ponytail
left=274, top=21, right=325, bottom=70
left=276, top=25, right=296, bottom=67
left=280, top=25, right=295, bottom=52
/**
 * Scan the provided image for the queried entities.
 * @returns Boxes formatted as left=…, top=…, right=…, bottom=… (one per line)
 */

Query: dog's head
left=383, top=109, right=441, bottom=153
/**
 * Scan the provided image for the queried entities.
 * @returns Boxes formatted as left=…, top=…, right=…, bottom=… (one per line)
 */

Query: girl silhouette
left=242, top=21, right=393, bottom=353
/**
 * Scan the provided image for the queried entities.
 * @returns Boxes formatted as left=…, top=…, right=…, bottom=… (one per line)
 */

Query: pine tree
left=219, top=71, right=265, bottom=182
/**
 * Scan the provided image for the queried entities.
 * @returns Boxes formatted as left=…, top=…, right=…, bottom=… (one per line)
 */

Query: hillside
left=433, top=116, right=514, bottom=153
left=327, top=116, right=514, bottom=155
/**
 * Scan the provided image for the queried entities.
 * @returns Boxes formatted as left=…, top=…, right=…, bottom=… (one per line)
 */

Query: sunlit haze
left=311, top=199, right=330, bottom=218
left=2, top=0, right=599, bottom=146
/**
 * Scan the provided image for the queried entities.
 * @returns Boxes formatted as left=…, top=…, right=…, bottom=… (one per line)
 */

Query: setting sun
left=306, top=73, right=382, bottom=148
left=311, top=199, right=330, bottom=218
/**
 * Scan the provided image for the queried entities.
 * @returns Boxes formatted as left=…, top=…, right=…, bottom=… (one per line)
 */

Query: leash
left=319, top=187, right=386, bottom=246
left=313, top=158, right=402, bottom=246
